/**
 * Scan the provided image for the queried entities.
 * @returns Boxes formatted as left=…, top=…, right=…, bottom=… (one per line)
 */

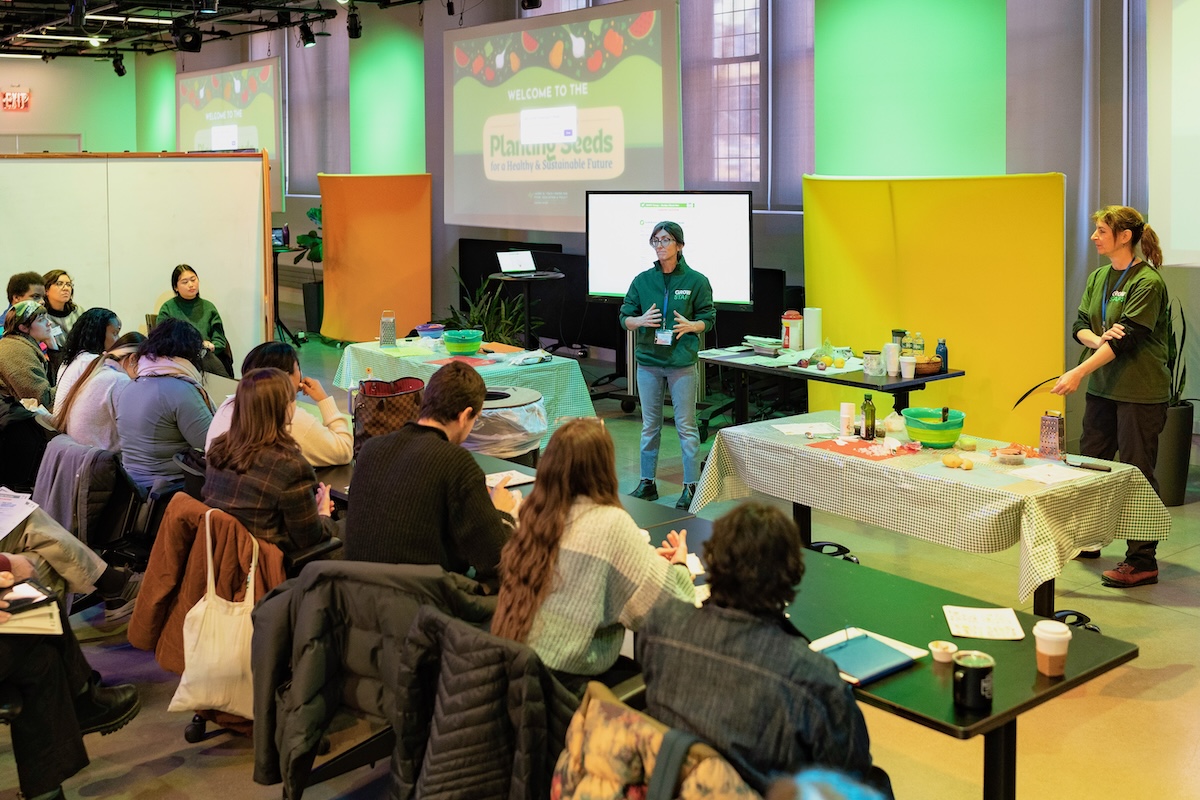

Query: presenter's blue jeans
left=636, top=363, right=700, bottom=485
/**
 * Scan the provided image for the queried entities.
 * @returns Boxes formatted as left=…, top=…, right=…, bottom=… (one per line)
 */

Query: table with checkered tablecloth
left=692, top=411, right=1171, bottom=608
left=332, top=341, right=596, bottom=448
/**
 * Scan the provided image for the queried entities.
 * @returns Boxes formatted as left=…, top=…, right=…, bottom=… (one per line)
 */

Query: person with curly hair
left=52, top=307, right=120, bottom=398
left=637, top=502, right=892, bottom=798
left=115, top=318, right=215, bottom=489
left=491, top=417, right=694, bottom=689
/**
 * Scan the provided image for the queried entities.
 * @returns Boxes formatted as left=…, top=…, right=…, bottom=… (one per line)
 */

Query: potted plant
left=1155, top=302, right=1196, bottom=506
left=293, top=206, right=324, bottom=334
left=437, top=270, right=538, bottom=347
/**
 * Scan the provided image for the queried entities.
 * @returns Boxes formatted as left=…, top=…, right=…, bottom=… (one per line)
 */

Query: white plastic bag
left=168, top=510, right=257, bottom=719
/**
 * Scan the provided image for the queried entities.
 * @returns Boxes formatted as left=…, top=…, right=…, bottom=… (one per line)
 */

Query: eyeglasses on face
left=54, top=280, right=73, bottom=289
left=649, top=237, right=675, bottom=248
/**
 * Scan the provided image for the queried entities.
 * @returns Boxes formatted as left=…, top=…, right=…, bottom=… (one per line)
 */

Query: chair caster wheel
left=184, top=714, right=206, bottom=743
left=811, top=541, right=859, bottom=564
left=621, top=399, right=636, bottom=413
left=1054, top=609, right=1100, bottom=634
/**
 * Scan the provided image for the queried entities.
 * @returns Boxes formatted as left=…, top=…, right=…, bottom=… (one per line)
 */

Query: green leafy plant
left=436, top=270, right=539, bottom=347
left=292, top=206, right=323, bottom=272
left=1166, top=301, right=1194, bottom=407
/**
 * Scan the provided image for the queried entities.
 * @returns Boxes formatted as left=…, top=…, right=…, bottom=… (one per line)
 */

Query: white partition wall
left=0, top=153, right=270, bottom=369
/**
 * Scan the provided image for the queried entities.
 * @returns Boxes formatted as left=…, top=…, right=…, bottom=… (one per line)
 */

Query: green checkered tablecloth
left=693, top=411, right=1172, bottom=601
left=332, top=342, right=596, bottom=448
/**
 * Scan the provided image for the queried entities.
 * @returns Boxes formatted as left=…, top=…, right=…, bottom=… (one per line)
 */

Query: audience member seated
left=115, top=318, right=215, bottom=491
left=1, top=507, right=141, bottom=619
left=492, top=418, right=694, bottom=690
left=52, top=333, right=145, bottom=452
left=1, top=396, right=48, bottom=493
left=343, top=361, right=519, bottom=582
left=205, top=341, right=352, bottom=468
left=202, top=368, right=336, bottom=555
left=1, top=560, right=141, bottom=800
left=637, top=502, right=893, bottom=798
left=0, top=301, right=56, bottom=411
left=156, top=264, right=232, bottom=378
left=1, top=271, right=45, bottom=334
left=53, top=306, right=121, bottom=397
left=41, top=270, right=83, bottom=378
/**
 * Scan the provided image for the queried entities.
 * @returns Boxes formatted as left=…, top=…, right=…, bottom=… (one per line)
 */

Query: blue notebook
left=822, top=633, right=915, bottom=686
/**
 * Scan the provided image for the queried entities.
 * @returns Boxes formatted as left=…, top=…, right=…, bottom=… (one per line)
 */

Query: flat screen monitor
left=586, top=190, right=753, bottom=310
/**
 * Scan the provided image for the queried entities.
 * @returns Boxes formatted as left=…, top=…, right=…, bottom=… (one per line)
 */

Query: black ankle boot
left=74, top=676, right=140, bottom=736
left=629, top=479, right=658, bottom=501
left=676, top=483, right=696, bottom=510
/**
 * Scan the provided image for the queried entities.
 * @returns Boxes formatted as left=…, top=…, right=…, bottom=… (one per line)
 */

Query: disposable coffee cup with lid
left=1032, top=620, right=1072, bottom=677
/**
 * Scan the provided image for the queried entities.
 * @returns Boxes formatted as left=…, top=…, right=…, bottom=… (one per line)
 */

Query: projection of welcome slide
left=444, top=0, right=681, bottom=233
left=177, top=58, right=282, bottom=209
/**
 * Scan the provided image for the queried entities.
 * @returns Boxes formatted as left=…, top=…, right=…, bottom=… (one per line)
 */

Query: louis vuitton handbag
left=352, top=377, right=425, bottom=459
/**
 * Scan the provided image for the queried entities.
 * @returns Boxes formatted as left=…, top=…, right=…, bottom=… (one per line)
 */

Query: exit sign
left=2, top=88, right=31, bottom=111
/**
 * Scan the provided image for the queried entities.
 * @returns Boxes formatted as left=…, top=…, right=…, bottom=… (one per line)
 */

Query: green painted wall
left=350, top=4, right=426, bottom=174
left=0, top=59, right=136, bottom=151
left=135, top=52, right=178, bottom=152
left=814, top=0, right=1006, bottom=175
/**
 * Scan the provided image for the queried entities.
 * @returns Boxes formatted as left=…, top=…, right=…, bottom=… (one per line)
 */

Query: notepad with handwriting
left=816, top=632, right=915, bottom=686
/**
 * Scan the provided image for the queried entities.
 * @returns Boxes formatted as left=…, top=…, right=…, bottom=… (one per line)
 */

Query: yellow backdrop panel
left=319, top=173, right=432, bottom=343
left=803, top=174, right=1065, bottom=444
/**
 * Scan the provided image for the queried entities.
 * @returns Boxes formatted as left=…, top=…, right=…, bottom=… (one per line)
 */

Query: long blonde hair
left=52, top=332, right=145, bottom=433
left=491, top=419, right=621, bottom=643
left=1094, top=205, right=1163, bottom=268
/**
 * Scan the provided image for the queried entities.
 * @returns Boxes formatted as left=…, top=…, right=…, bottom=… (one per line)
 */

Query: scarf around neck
left=136, top=355, right=214, bottom=411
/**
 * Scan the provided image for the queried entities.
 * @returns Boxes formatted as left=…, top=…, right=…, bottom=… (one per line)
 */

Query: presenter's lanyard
left=661, top=276, right=671, bottom=330
left=1100, top=258, right=1137, bottom=326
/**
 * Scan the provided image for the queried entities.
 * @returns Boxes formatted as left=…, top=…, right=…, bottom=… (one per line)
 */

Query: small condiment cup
left=929, top=640, right=959, bottom=663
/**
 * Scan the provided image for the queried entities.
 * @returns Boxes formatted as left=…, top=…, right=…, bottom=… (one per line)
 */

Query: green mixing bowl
left=443, top=329, right=484, bottom=355
left=901, top=407, right=965, bottom=449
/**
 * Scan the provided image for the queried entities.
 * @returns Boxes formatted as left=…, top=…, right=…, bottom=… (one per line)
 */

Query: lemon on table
left=821, top=356, right=834, bottom=367
left=833, top=357, right=845, bottom=369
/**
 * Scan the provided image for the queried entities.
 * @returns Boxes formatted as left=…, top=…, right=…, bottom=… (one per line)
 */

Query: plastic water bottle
left=913, top=332, right=925, bottom=357
left=901, top=330, right=914, bottom=357
left=936, top=338, right=948, bottom=373
left=861, top=394, right=876, bottom=441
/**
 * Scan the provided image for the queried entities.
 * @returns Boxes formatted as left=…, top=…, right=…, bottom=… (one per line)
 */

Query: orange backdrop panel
left=319, top=173, right=432, bottom=343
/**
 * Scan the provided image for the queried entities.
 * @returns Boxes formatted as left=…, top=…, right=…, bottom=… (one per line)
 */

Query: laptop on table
left=496, top=250, right=560, bottom=279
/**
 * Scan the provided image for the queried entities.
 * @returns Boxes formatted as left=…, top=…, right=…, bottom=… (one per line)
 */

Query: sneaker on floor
left=104, top=571, right=143, bottom=622
left=1101, top=561, right=1159, bottom=588
left=75, top=680, right=140, bottom=736
left=629, top=479, right=658, bottom=502
left=676, top=483, right=696, bottom=510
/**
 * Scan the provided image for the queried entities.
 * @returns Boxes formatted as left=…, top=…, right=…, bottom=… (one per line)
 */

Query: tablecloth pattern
left=333, top=342, right=595, bottom=448
left=692, top=411, right=1172, bottom=601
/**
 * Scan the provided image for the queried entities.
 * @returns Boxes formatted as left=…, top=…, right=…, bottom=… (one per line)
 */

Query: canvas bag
left=352, top=377, right=424, bottom=459
left=168, top=509, right=258, bottom=719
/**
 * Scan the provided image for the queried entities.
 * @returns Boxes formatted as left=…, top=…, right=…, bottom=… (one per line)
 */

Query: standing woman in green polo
left=1051, top=205, right=1170, bottom=587
left=619, top=221, right=716, bottom=510
left=157, top=264, right=232, bottom=377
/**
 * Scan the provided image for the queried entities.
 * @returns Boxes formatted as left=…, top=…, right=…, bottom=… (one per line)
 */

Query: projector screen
left=177, top=58, right=282, bottom=210
left=444, top=0, right=681, bottom=233
left=586, top=191, right=753, bottom=310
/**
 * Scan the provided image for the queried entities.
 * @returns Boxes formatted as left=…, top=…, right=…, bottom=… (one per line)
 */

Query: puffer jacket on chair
left=394, top=605, right=581, bottom=800
left=251, top=561, right=498, bottom=799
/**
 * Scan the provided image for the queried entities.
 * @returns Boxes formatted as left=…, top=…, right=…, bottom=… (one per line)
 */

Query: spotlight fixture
left=70, top=1, right=86, bottom=28
left=171, top=18, right=203, bottom=52
left=446, top=0, right=454, bottom=15
left=200, top=0, right=219, bottom=14
left=112, top=53, right=126, bottom=76
left=298, top=21, right=316, bottom=47
left=521, top=0, right=542, bottom=8
left=347, top=5, right=361, bottom=39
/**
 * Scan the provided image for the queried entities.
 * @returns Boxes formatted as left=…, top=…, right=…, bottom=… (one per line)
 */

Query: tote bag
left=352, top=377, right=424, bottom=459
left=168, top=510, right=258, bottom=719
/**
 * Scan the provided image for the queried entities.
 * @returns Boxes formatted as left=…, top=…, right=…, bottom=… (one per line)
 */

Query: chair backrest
left=173, top=450, right=207, bottom=500
left=145, top=313, right=158, bottom=332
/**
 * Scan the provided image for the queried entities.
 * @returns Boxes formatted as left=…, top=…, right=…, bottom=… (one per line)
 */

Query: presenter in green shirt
left=1052, top=205, right=1170, bottom=587
left=619, top=221, right=716, bottom=510
left=157, top=264, right=232, bottom=378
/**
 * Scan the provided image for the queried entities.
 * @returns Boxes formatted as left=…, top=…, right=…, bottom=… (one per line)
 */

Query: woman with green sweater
left=491, top=418, right=695, bottom=691
left=157, top=264, right=232, bottom=377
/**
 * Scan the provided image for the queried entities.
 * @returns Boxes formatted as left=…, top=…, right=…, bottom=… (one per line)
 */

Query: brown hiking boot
left=1101, top=561, right=1159, bottom=588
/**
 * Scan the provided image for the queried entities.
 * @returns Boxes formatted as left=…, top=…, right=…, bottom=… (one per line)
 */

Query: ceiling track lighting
left=446, top=1, right=454, bottom=15
left=200, top=0, right=219, bottom=14
left=172, top=18, right=203, bottom=52
left=112, top=53, right=126, bottom=76
left=347, top=4, right=361, bottom=39
left=298, top=21, right=316, bottom=47
left=69, top=0, right=86, bottom=28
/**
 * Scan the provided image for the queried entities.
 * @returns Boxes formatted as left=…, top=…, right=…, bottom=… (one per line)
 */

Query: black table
left=788, top=553, right=1137, bottom=800
left=700, top=351, right=965, bottom=423
left=487, top=271, right=565, bottom=350
left=318, top=452, right=696, bottom=529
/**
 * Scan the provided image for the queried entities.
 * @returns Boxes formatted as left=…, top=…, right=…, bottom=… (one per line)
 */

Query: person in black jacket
left=343, top=361, right=520, bottom=583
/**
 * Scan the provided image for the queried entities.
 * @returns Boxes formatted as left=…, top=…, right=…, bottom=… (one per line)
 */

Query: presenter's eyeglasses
left=649, top=237, right=675, bottom=248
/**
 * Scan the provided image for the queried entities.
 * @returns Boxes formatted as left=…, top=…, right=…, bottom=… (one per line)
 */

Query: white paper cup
left=929, top=640, right=959, bottom=663
left=899, top=355, right=916, bottom=380
left=1032, top=620, right=1072, bottom=677
left=883, top=343, right=901, bottom=376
